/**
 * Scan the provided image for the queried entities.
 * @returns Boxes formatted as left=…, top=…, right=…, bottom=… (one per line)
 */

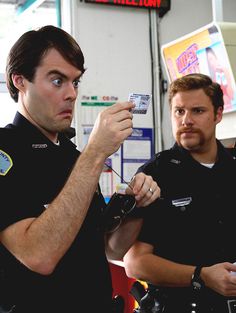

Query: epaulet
left=0, top=127, right=15, bottom=135
left=156, top=148, right=180, bottom=162
left=156, top=149, right=173, bottom=159
left=0, top=126, right=20, bottom=143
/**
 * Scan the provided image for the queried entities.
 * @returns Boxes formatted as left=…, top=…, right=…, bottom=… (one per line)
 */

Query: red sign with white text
left=85, top=0, right=170, bottom=14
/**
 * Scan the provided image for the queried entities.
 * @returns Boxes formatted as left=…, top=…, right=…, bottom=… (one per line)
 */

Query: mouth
left=181, top=130, right=197, bottom=137
left=59, top=110, right=73, bottom=118
left=179, top=127, right=198, bottom=135
left=181, top=130, right=195, bottom=135
left=178, top=128, right=199, bottom=140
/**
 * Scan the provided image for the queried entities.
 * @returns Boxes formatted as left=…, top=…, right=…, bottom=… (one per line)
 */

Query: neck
left=190, top=143, right=218, bottom=164
left=18, top=106, right=58, bottom=144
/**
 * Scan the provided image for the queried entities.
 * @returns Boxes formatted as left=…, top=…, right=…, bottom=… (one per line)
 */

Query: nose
left=64, top=83, right=78, bottom=101
left=182, top=112, right=193, bottom=126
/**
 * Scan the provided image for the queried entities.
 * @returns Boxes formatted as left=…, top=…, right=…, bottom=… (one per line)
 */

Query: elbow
left=22, top=255, right=57, bottom=276
left=105, top=237, right=126, bottom=261
left=125, top=268, right=143, bottom=282
left=124, top=266, right=138, bottom=280
left=106, top=249, right=124, bottom=262
left=124, top=266, right=135, bottom=279
left=124, top=258, right=143, bottom=280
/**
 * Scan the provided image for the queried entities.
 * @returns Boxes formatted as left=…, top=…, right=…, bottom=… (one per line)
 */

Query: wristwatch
left=191, top=266, right=205, bottom=291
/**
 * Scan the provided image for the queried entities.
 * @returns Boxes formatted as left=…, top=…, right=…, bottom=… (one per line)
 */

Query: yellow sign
left=161, top=22, right=236, bottom=113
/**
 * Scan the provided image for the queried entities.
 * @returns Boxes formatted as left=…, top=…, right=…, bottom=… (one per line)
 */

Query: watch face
left=192, top=280, right=202, bottom=290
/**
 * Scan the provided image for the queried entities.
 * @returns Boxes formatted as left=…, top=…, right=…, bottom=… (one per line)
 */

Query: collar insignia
left=0, top=149, right=13, bottom=176
left=170, top=158, right=181, bottom=164
left=32, top=144, right=48, bottom=149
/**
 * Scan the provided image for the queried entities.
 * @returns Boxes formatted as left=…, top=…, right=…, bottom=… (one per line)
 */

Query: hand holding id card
left=128, top=93, right=152, bottom=114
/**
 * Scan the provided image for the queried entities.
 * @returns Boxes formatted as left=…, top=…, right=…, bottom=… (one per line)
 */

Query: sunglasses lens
left=106, top=216, right=122, bottom=233
left=123, top=196, right=136, bottom=214
left=102, top=193, right=136, bottom=232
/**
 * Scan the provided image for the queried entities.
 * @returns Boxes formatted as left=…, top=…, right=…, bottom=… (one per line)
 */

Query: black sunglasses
left=102, top=192, right=136, bottom=233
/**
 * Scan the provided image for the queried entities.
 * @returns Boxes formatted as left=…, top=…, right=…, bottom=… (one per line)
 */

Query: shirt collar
left=7, top=111, right=76, bottom=150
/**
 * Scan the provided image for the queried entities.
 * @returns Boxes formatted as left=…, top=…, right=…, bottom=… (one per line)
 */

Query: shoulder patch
left=0, top=149, right=13, bottom=176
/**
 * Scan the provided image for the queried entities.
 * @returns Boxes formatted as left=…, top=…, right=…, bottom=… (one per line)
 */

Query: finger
left=129, top=173, right=146, bottom=194
left=148, top=187, right=154, bottom=195
left=135, top=174, right=157, bottom=197
left=118, top=118, right=133, bottom=131
left=128, top=173, right=160, bottom=203
left=128, top=175, right=136, bottom=190
left=135, top=182, right=161, bottom=207
left=108, top=101, right=135, bottom=114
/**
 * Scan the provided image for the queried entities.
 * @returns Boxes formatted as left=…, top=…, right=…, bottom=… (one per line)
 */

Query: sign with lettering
left=84, top=0, right=170, bottom=16
left=161, top=22, right=236, bottom=113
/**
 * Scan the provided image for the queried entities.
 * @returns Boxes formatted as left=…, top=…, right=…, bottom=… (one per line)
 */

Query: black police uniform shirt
left=0, top=112, right=112, bottom=312
left=136, top=142, right=236, bottom=309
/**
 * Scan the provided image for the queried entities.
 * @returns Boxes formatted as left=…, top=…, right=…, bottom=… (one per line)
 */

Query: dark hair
left=168, top=73, right=224, bottom=113
left=6, top=25, right=86, bottom=102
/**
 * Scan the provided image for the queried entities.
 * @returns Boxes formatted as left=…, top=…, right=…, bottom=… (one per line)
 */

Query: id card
left=128, top=93, right=152, bottom=114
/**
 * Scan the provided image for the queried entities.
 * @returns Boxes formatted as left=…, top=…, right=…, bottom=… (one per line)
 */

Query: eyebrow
left=47, top=69, right=82, bottom=81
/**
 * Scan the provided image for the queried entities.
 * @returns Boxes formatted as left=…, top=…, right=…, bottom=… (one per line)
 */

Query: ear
left=216, top=106, right=223, bottom=124
left=12, top=74, right=25, bottom=90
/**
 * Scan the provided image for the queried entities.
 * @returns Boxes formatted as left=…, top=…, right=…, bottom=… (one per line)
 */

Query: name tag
left=172, top=197, right=192, bottom=207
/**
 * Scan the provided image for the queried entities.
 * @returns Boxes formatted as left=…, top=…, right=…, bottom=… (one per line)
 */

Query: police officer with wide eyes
left=124, top=73, right=236, bottom=313
left=0, top=25, right=160, bottom=313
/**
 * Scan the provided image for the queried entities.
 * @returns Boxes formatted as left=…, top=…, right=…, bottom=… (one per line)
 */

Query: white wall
left=222, top=0, right=236, bottom=22
left=76, top=4, right=152, bottom=99
left=61, top=1, right=157, bottom=190
left=70, top=1, right=154, bottom=150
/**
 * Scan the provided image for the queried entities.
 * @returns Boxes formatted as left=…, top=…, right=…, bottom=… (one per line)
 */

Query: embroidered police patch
left=0, top=149, right=13, bottom=176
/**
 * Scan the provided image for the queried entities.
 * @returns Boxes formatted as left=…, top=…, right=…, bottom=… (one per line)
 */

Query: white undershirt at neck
left=201, top=162, right=214, bottom=168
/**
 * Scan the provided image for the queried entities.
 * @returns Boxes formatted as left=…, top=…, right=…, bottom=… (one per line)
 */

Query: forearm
left=105, top=218, right=143, bottom=261
left=38, top=145, right=105, bottom=258
left=124, top=254, right=195, bottom=287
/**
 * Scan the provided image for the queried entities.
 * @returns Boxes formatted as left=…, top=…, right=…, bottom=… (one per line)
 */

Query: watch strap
left=191, top=265, right=205, bottom=290
left=193, top=265, right=203, bottom=279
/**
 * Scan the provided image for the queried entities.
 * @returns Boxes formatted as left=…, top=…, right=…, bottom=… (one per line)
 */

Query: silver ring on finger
left=148, top=188, right=154, bottom=195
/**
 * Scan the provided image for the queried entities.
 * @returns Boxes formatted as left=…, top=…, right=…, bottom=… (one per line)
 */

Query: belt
left=0, top=306, right=16, bottom=313
left=187, top=299, right=236, bottom=313
left=227, top=300, right=236, bottom=313
left=148, top=286, right=236, bottom=313
left=159, top=299, right=236, bottom=313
